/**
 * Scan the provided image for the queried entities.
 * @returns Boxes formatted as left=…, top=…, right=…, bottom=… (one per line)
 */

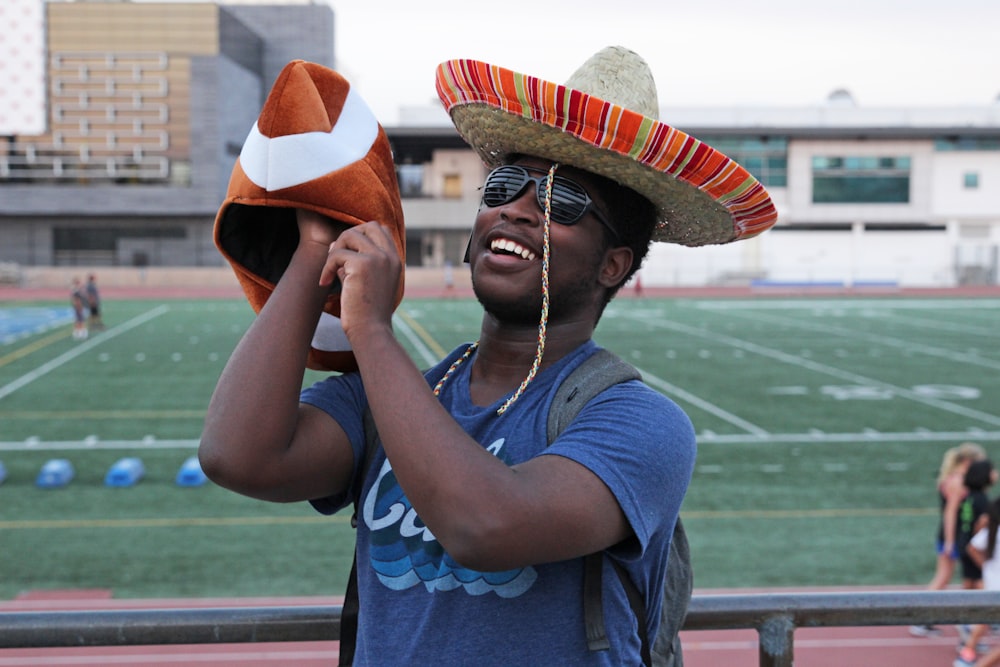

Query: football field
left=1, top=294, right=998, bottom=598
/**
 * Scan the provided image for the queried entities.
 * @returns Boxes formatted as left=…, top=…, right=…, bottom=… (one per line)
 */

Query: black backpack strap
left=547, top=349, right=640, bottom=443
left=583, top=553, right=611, bottom=651
left=339, top=406, right=380, bottom=666
left=546, top=350, right=652, bottom=661
left=548, top=349, right=692, bottom=667
left=653, top=517, right=692, bottom=667
left=339, top=552, right=360, bottom=666
left=610, top=557, right=652, bottom=667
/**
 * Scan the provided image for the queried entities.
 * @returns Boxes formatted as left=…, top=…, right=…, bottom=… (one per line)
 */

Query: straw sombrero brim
left=436, top=58, right=777, bottom=246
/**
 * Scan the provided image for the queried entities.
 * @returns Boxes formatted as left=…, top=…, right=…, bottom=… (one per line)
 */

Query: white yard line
left=692, top=298, right=1000, bottom=310
left=635, top=367, right=770, bottom=436
left=392, top=313, right=440, bottom=368
left=873, top=312, right=997, bottom=338
left=623, top=311, right=1000, bottom=428
left=714, top=307, right=1000, bottom=371
left=696, top=430, right=1000, bottom=444
left=0, top=305, right=170, bottom=402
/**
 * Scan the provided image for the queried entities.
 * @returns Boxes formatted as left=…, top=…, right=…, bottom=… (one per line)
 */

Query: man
left=201, top=47, right=776, bottom=664
left=70, top=277, right=88, bottom=340
left=85, top=274, right=104, bottom=331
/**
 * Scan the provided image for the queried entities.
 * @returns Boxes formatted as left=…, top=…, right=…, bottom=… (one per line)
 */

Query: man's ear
left=599, top=245, right=633, bottom=288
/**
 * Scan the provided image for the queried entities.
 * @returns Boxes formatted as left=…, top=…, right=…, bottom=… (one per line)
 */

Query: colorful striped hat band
left=433, top=164, right=558, bottom=414
left=436, top=46, right=778, bottom=247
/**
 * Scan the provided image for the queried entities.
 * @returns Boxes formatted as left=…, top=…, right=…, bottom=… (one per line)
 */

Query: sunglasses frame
left=481, top=165, right=621, bottom=243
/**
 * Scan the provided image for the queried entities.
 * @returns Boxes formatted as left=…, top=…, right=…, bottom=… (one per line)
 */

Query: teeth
left=491, top=238, right=536, bottom=261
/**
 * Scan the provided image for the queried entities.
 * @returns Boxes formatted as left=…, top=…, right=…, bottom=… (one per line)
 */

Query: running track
left=0, top=588, right=990, bottom=666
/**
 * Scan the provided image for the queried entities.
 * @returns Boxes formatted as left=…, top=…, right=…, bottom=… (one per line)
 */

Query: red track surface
left=1, top=588, right=993, bottom=666
left=3, top=283, right=1000, bottom=303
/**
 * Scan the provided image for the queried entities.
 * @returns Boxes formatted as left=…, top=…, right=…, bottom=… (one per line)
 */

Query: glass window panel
left=812, top=175, right=910, bottom=203
left=397, top=164, right=423, bottom=198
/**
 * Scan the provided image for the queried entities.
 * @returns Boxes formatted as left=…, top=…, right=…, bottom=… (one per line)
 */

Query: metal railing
left=3, top=590, right=1000, bottom=667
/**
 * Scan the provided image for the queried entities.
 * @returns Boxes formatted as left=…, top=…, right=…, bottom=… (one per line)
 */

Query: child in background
left=70, top=277, right=88, bottom=340
left=912, top=443, right=987, bottom=637
left=957, top=460, right=997, bottom=594
left=954, top=496, right=1000, bottom=667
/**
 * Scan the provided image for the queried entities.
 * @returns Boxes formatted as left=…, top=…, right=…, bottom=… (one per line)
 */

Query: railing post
left=757, top=614, right=794, bottom=667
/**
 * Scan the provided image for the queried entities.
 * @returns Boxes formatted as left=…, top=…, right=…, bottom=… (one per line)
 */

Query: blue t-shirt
left=301, top=340, right=696, bottom=665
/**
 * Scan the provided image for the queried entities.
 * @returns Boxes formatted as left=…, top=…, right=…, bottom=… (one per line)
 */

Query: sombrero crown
left=436, top=46, right=777, bottom=246
left=214, top=60, right=405, bottom=372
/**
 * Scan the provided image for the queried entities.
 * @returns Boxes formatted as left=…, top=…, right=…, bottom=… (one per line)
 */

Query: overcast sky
left=150, top=0, right=1000, bottom=125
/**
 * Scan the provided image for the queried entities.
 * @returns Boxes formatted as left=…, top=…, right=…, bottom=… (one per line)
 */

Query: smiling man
left=200, top=47, right=777, bottom=665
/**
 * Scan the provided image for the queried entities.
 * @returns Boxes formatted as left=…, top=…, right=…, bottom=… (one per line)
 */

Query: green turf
left=1, top=295, right=998, bottom=599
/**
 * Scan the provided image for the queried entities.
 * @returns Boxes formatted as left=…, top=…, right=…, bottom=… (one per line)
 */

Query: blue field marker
left=0, top=461, right=6, bottom=485
left=36, top=459, right=74, bottom=488
left=176, top=455, right=208, bottom=487
left=104, top=457, right=145, bottom=487
left=0, top=307, right=75, bottom=344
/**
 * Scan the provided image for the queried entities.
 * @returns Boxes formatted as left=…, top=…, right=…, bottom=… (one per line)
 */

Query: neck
left=465, top=316, right=594, bottom=406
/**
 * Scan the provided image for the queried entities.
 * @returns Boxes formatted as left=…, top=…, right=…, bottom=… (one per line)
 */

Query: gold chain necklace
left=431, top=163, right=557, bottom=416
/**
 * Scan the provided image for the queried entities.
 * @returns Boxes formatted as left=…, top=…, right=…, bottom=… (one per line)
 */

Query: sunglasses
left=481, top=165, right=620, bottom=242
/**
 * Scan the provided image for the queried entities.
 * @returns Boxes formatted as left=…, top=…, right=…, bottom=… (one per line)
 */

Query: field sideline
left=1, top=289, right=999, bottom=600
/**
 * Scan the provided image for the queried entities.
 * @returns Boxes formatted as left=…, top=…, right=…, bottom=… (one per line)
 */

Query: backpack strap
left=547, top=349, right=641, bottom=443
left=654, top=518, right=692, bottom=667
left=339, top=406, right=380, bottom=667
left=545, top=350, right=655, bottom=662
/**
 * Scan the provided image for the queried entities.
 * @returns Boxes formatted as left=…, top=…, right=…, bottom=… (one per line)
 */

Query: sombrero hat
left=435, top=46, right=777, bottom=246
left=214, top=60, right=405, bottom=372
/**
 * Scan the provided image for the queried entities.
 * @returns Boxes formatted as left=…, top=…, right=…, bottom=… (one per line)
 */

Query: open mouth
left=490, top=237, right=537, bottom=261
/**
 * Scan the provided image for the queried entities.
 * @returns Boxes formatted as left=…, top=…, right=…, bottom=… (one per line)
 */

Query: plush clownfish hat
left=214, top=60, right=405, bottom=373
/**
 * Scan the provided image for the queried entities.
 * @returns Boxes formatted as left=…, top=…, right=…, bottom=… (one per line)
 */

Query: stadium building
left=0, top=0, right=334, bottom=271
left=1, top=1, right=999, bottom=289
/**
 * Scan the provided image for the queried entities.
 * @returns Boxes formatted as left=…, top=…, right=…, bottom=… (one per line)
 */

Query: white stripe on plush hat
left=238, top=86, right=379, bottom=192
left=311, top=312, right=352, bottom=352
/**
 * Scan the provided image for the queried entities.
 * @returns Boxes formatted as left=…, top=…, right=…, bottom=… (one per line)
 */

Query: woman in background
left=910, top=442, right=987, bottom=637
left=954, top=495, right=1000, bottom=667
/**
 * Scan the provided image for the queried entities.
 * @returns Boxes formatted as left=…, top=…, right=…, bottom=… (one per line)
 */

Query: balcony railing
left=3, top=590, right=1000, bottom=667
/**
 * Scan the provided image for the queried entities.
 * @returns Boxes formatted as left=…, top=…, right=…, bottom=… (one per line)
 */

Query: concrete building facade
left=391, top=99, right=1000, bottom=289
left=2, top=2, right=998, bottom=289
left=0, top=1, right=333, bottom=269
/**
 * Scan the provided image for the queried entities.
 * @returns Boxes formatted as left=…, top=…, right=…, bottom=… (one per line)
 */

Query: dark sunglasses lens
left=482, top=167, right=528, bottom=207
left=482, top=166, right=592, bottom=226
left=547, top=178, right=589, bottom=225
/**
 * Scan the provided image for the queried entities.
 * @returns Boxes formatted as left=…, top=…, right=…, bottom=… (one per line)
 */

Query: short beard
left=473, top=255, right=604, bottom=326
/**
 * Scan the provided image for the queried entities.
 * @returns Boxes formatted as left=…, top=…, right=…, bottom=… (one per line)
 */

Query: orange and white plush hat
left=214, top=60, right=405, bottom=373
left=436, top=46, right=777, bottom=246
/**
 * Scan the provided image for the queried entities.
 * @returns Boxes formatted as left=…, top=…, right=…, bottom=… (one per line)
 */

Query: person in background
left=85, top=273, right=104, bottom=331
left=957, top=460, right=997, bottom=593
left=70, top=277, right=88, bottom=340
left=955, top=496, right=1000, bottom=667
left=912, top=442, right=988, bottom=637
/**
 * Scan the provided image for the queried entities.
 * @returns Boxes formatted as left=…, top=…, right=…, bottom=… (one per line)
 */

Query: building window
left=397, top=164, right=424, bottom=198
left=811, top=155, right=911, bottom=203
left=935, top=137, right=1000, bottom=151
left=964, top=172, right=980, bottom=189
left=442, top=174, right=462, bottom=199
left=697, top=136, right=788, bottom=187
